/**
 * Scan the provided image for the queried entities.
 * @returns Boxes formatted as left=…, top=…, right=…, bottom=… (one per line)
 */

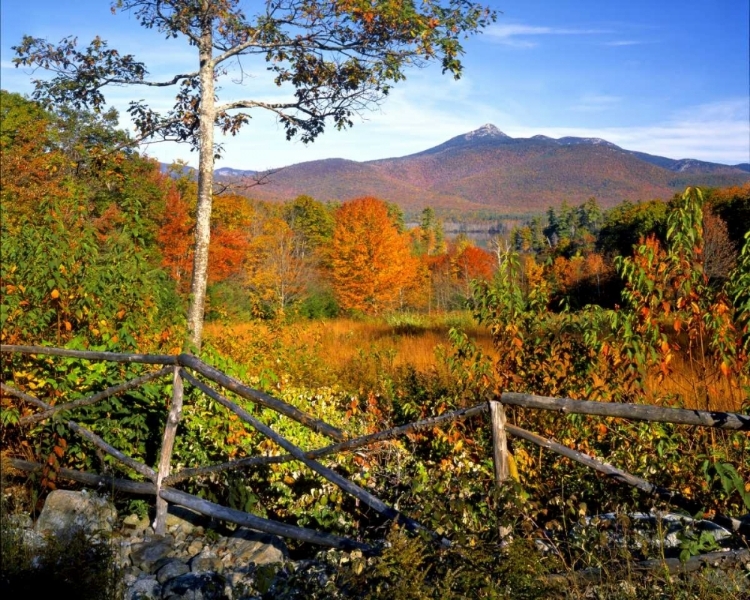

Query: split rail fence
left=1, top=344, right=748, bottom=565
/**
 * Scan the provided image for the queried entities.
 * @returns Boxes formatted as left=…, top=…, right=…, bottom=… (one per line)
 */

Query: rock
left=251, top=563, right=282, bottom=595
left=582, top=512, right=733, bottom=552
left=130, top=536, right=175, bottom=571
left=227, top=528, right=287, bottom=566
left=156, top=558, right=191, bottom=583
left=123, top=513, right=150, bottom=532
left=190, top=549, right=224, bottom=573
left=187, top=539, right=204, bottom=555
left=166, top=506, right=206, bottom=537
left=161, top=572, right=228, bottom=600
left=127, top=574, right=161, bottom=600
left=35, top=490, right=116, bottom=543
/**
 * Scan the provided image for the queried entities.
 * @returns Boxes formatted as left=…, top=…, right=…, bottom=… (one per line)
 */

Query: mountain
left=169, top=125, right=750, bottom=215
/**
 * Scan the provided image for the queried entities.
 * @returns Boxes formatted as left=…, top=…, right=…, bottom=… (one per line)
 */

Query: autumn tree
left=284, top=195, right=335, bottom=253
left=452, top=243, right=495, bottom=298
left=246, top=217, right=312, bottom=316
left=158, top=188, right=251, bottom=292
left=14, top=0, right=495, bottom=349
left=157, top=187, right=194, bottom=292
left=1, top=94, right=176, bottom=348
left=702, top=209, right=736, bottom=281
left=706, top=183, right=750, bottom=249
left=329, top=197, right=417, bottom=315
left=0, top=91, right=69, bottom=229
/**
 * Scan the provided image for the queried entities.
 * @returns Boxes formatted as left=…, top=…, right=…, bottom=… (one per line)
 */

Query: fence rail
left=2, top=343, right=748, bottom=557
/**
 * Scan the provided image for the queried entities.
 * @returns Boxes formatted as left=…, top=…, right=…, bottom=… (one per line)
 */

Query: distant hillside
left=169, top=125, right=750, bottom=215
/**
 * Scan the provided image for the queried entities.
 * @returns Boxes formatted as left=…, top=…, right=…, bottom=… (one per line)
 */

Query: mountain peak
left=465, top=123, right=509, bottom=140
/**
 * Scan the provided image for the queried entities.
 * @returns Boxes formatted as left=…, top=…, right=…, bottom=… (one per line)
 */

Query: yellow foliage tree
left=246, top=217, right=311, bottom=315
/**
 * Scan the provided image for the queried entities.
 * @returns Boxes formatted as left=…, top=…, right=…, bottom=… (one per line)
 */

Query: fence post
left=489, top=400, right=509, bottom=488
left=154, top=366, right=184, bottom=535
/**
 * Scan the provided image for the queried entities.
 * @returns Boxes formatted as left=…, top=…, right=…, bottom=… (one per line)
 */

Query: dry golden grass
left=643, top=352, right=747, bottom=413
left=205, top=316, right=746, bottom=412
left=204, top=315, right=496, bottom=381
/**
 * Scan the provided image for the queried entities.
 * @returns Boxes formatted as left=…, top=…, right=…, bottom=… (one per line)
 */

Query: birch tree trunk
left=186, top=19, right=215, bottom=351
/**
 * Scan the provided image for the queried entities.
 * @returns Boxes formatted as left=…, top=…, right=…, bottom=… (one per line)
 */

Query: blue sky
left=2, top=1, right=748, bottom=170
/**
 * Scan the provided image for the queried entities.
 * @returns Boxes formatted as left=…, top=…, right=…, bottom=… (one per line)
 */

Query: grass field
left=205, top=313, right=745, bottom=412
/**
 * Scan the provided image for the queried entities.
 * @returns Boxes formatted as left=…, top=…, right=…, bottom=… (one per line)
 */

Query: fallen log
left=8, top=458, right=154, bottom=495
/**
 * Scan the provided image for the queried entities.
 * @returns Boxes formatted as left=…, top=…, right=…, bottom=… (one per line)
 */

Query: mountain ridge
left=168, top=125, right=750, bottom=214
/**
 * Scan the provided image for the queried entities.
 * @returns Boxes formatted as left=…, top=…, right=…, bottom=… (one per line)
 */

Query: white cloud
left=509, top=98, right=750, bottom=164
left=486, top=23, right=610, bottom=46
left=604, top=40, right=646, bottom=47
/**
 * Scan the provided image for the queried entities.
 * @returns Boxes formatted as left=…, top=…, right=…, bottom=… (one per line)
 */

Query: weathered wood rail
left=2, top=343, right=748, bottom=558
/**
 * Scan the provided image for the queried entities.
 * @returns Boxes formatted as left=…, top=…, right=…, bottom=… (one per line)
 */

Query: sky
left=1, top=0, right=748, bottom=171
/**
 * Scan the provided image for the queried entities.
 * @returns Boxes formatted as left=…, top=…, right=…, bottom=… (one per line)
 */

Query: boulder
left=166, top=506, right=207, bottom=537
left=130, top=536, right=175, bottom=571
left=127, top=575, right=161, bottom=600
left=35, top=490, right=116, bottom=543
left=190, top=549, right=224, bottom=574
left=227, top=528, right=288, bottom=566
left=161, top=572, right=228, bottom=600
left=156, top=558, right=191, bottom=584
left=123, top=513, right=151, bottom=533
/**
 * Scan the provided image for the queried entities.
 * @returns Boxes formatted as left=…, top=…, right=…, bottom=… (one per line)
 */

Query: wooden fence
left=2, top=344, right=749, bottom=560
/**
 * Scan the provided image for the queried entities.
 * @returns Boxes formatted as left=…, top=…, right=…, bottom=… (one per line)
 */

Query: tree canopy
left=329, top=196, right=417, bottom=314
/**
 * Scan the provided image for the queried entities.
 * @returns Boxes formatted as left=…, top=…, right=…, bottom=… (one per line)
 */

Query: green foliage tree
left=1, top=93, right=177, bottom=349
left=597, top=199, right=668, bottom=256
left=14, top=0, right=495, bottom=349
left=283, top=195, right=335, bottom=252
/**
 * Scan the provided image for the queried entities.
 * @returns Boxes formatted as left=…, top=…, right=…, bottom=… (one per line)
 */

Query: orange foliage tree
left=158, top=186, right=194, bottom=291
left=157, top=188, right=250, bottom=293
left=329, top=197, right=418, bottom=314
left=452, top=244, right=495, bottom=295
left=423, top=239, right=495, bottom=310
left=0, top=92, right=70, bottom=229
